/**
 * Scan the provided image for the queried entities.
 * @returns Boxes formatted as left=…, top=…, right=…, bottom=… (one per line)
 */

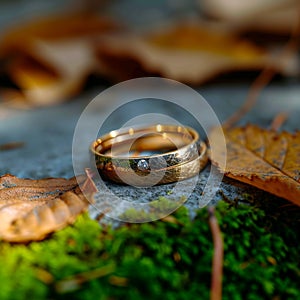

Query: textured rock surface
left=1, top=83, right=299, bottom=221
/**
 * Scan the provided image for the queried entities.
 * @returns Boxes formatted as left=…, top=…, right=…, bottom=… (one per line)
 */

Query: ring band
left=92, top=124, right=199, bottom=171
left=90, top=124, right=207, bottom=186
left=96, top=141, right=208, bottom=186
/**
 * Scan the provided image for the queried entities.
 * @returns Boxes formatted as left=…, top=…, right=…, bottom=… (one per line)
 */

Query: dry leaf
left=95, top=22, right=297, bottom=84
left=0, top=174, right=92, bottom=242
left=0, top=13, right=121, bottom=107
left=210, top=125, right=300, bottom=206
left=5, top=39, right=97, bottom=106
left=201, top=0, right=299, bottom=34
left=1, top=13, right=298, bottom=106
left=0, top=13, right=119, bottom=56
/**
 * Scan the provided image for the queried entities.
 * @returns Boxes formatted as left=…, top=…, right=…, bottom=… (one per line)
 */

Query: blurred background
left=0, top=0, right=299, bottom=178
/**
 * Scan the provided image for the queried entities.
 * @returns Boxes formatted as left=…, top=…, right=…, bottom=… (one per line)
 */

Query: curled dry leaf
left=0, top=174, right=93, bottom=242
left=0, top=13, right=121, bottom=107
left=210, top=124, right=300, bottom=206
left=95, top=22, right=297, bottom=84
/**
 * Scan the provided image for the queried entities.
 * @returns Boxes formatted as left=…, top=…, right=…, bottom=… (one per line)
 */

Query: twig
left=223, top=8, right=300, bottom=129
left=223, top=67, right=275, bottom=129
left=208, top=206, right=223, bottom=300
left=270, top=112, right=289, bottom=131
left=55, top=264, right=115, bottom=293
left=0, top=141, right=24, bottom=151
left=81, top=168, right=98, bottom=194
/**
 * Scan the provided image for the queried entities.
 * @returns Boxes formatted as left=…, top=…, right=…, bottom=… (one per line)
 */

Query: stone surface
left=1, top=83, right=300, bottom=223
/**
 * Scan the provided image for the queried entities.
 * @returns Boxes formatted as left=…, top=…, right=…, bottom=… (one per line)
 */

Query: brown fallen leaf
left=4, top=39, right=97, bottom=106
left=210, top=124, right=300, bottom=206
left=0, top=13, right=119, bottom=56
left=0, top=13, right=121, bottom=107
left=1, top=13, right=298, bottom=106
left=0, top=174, right=93, bottom=242
left=201, top=0, right=299, bottom=35
left=95, top=22, right=298, bottom=84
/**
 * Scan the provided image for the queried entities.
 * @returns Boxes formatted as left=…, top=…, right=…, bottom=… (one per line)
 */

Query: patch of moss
left=0, top=198, right=299, bottom=300
left=119, top=196, right=187, bottom=222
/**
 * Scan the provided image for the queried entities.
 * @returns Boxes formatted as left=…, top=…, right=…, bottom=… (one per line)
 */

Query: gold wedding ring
left=90, top=124, right=208, bottom=186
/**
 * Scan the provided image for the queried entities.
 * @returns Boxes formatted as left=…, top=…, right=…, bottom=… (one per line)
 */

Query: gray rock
left=1, top=83, right=299, bottom=224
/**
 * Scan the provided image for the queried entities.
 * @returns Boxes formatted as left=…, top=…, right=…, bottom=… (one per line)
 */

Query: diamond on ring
left=137, top=159, right=150, bottom=171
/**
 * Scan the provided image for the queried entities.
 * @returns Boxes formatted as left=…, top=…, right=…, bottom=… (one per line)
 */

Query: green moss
left=119, top=196, right=187, bottom=222
left=0, top=198, right=299, bottom=300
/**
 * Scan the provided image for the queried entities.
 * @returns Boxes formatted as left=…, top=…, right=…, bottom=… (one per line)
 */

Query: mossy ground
left=0, top=197, right=299, bottom=300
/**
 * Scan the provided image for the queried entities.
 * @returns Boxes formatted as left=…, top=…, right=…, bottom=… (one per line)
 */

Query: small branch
left=223, top=67, right=275, bottom=129
left=269, top=112, right=289, bottom=132
left=55, top=264, right=115, bottom=293
left=81, top=168, right=98, bottom=195
left=223, top=7, right=300, bottom=129
left=0, top=141, right=24, bottom=151
left=208, top=206, right=223, bottom=300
